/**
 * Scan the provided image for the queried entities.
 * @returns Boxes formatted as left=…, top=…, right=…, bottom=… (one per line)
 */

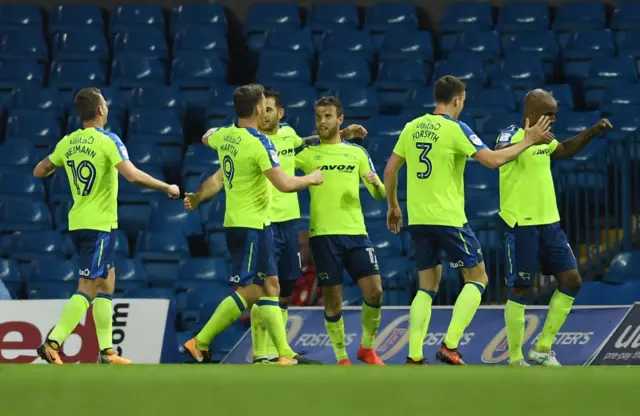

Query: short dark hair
left=233, top=84, right=265, bottom=118
left=74, top=88, right=103, bottom=121
left=315, top=96, right=344, bottom=117
left=264, top=89, right=283, bottom=108
left=434, top=76, right=466, bottom=104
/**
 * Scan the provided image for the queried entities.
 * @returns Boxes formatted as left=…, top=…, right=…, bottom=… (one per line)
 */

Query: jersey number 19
left=416, top=142, right=433, bottom=179
left=66, top=160, right=96, bottom=196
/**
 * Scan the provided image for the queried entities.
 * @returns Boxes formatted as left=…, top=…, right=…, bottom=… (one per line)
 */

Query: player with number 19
left=384, top=76, right=552, bottom=365
left=32, top=88, right=181, bottom=365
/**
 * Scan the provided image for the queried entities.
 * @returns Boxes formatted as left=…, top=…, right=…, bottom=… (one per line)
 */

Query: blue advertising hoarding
left=223, top=305, right=630, bottom=365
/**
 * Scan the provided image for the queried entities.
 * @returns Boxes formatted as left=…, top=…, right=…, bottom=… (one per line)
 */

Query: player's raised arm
left=551, top=118, right=612, bottom=159
left=184, top=169, right=224, bottom=212
left=264, top=166, right=323, bottom=193
left=357, top=147, right=385, bottom=200
left=473, top=116, right=552, bottom=169
left=115, top=160, right=180, bottom=198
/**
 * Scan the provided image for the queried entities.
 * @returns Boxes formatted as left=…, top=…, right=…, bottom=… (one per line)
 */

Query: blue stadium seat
left=342, top=283, right=363, bottom=305
left=563, top=30, right=615, bottom=61
left=118, top=204, right=151, bottom=238
left=0, top=5, right=42, bottom=31
left=450, top=31, right=500, bottom=62
left=52, top=201, right=72, bottom=231
left=171, top=3, right=228, bottom=36
left=171, top=54, right=226, bottom=88
left=52, top=28, right=109, bottom=61
left=66, top=114, right=124, bottom=139
left=478, top=112, right=521, bottom=136
left=12, top=87, right=66, bottom=118
left=11, top=231, right=71, bottom=261
left=603, top=251, right=640, bottom=284
left=257, top=51, right=310, bottom=86
left=466, top=192, right=500, bottom=223
left=27, top=282, right=76, bottom=299
left=113, top=30, right=169, bottom=60
left=318, top=30, right=375, bottom=64
left=181, top=145, right=219, bottom=176
left=0, top=31, right=48, bottom=62
left=554, top=111, right=600, bottom=137
left=616, top=31, right=640, bottom=59
left=148, top=199, right=202, bottom=237
left=360, top=193, right=386, bottom=220
left=136, top=231, right=190, bottom=261
left=245, top=3, right=300, bottom=33
left=316, top=56, right=370, bottom=90
left=277, top=86, right=316, bottom=110
left=0, top=60, right=44, bottom=89
left=553, top=2, right=606, bottom=32
left=502, top=31, right=559, bottom=62
left=178, top=258, right=229, bottom=282
left=584, top=57, right=638, bottom=89
left=208, top=85, right=236, bottom=116
left=207, top=232, right=229, bottom=258
left=0, top=199, right=51, bottom=232
left=433, top=56, right=486, bottom=87
left=368, top=229, right=404, bottom=258
left=49, top=60, right=106, bottom=89
left=49, top=4, right=104, bottom=34
left=100, top=87, right=127, bottom=113
left=545, top=84, right=574, bottom=111
left=283, top=109, right=314, bottom=136
left=118, top=167, right=166, bottom=203
left=604, top=110, right=640, bottom=141
left=333, top=87, right=379, bottom=118
left=366, top=115, right=410, bottom=137
left=24, top=259, right=76, bottom=282
left=492, top=55, right=545, bottom=89
left=110, top=5, right=165, bottom=34
left=562, top=60, right=591, bottom=84
left=263, top=28, right=314, bottom=62
left=466, top=88, right=516, bottom=115
left=126, top=142, right=163, bottom=168
left=367, top=137, right=396, bottom=163
left=376, top=59, right=427, bottom=90
left=574, top=282, right=640, bottom=305
left=204, top=194, right=226, bottom=232
left=131, top=86, right=185, bottom=114
left=49, top=171, right=73, bottom=205
left=464, top=159, right=498, bottom=190
left=439, top=2, right=493, bottom=32
left=127, top=109, right=183, bottom=145
left=115, top=257, right=147, bottom=282
left=111, top=230, right=130, bottom=258
left=0, top=259, right=20, bottom=297
left=611, top=3, right=640, bottom=31
left=0, top=142, right=38, bottom=169
left=379, top=31, right=434, bottom=62
left=174, top=280, right=230, bottom=309
left=111, top=56, right=166, bottom=88
left=308, top=4, right=359, bottom=32
left=5, top=111, right=61, bottom=146
left=126, top=287, right=175, bottom=304
left=405, top=87, right=436, bottom=113
left=364, top=2, right=418, bottom=33
left=600, top=84, right=640, bottom=114
left=173, top=26, right=228, bottom=61
left=497, top=2, right=549, bottom=32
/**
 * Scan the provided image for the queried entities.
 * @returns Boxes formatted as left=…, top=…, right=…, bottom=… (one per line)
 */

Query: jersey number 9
left=416, top=142, right=433, bottom=179
left=222, top=155, right=235, bottom=188
left=66, top=160, right=96, bottom=196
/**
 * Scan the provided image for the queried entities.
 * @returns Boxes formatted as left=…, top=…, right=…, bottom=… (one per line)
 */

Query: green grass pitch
left=1, top=365, right=639, bottom=416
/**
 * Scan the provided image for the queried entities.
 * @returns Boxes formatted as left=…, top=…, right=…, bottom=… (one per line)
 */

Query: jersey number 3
left=66, top=160, right=96, bottom=196
left=416, top=143, right=432, bottom=179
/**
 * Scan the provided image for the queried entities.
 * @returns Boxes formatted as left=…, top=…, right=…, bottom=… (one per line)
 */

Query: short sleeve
left=255, top=135, right=280, bottom=172
left=204, top=127, right=219, bottom=150
left=292, top=133, right=304, bottom=149
left=103, top=132, right=129, bottom=166
left=454, top=121, right=487, bottom=157
left=392, top=123, right=411, bottom=158
left=548, top=139, right=559, bottom=154
left=358, top=146, right=376, bottom=175
left=295, top=146, right=311, bottom=171
left=49, top=140, right=65, bottom=166
left=495, top=126, right=521, bottom=147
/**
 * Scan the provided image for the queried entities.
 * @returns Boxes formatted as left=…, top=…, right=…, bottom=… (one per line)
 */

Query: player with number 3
left=384, top=76, right=552, bottom=366
left=32, top=88, right=180, bottom=365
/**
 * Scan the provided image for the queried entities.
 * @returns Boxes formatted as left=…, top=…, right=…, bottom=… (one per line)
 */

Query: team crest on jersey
left=498, top=132, right=512, bottom=143
left=119, top=145, right=129, bottom=159
left=270, top=149, right=280, bottom=164
left=203, top=127, right=219, bottom=139
left=469, top=134, right=483, bottom=146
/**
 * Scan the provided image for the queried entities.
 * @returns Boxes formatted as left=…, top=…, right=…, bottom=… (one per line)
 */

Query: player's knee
left=323, top=286, right=343, bottom=316
left=77, top=278, right=98, bottom=299
left=558, top=270, right=582, bottom=293
left=262, top=276, right=280, bottom=297
left=462, top=262, right=489, bottom=287
left=362, top=278, right=383, bottom=305
left=509, top=286, right=534, bottom=302
left=279, top=279, right=296, bottom=298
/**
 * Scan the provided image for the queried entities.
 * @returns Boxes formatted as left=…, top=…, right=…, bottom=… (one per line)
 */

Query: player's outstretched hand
left=524, top=115, right=552, bottom=145
left=593, top=118, right=613, bottom=134
left=308, top=168, right=324, bottom=185
left=167, top=184, right=180, bottom=199
left=184, top=192, right=200, bottom=211
left=387, top=205, right=403, bottom=234
left=340, top=124, right=368, bottom=140
left=363, top=171, right=379, bottom=186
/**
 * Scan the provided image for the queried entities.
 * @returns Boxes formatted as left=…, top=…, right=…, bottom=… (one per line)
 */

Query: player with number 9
left=32, top=88, right=181, bottom=365
left=384, top=76, right=553, bottom=365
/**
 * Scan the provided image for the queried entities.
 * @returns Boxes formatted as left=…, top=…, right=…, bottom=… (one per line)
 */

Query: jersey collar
left=433, top=113, right=452, bottom=121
